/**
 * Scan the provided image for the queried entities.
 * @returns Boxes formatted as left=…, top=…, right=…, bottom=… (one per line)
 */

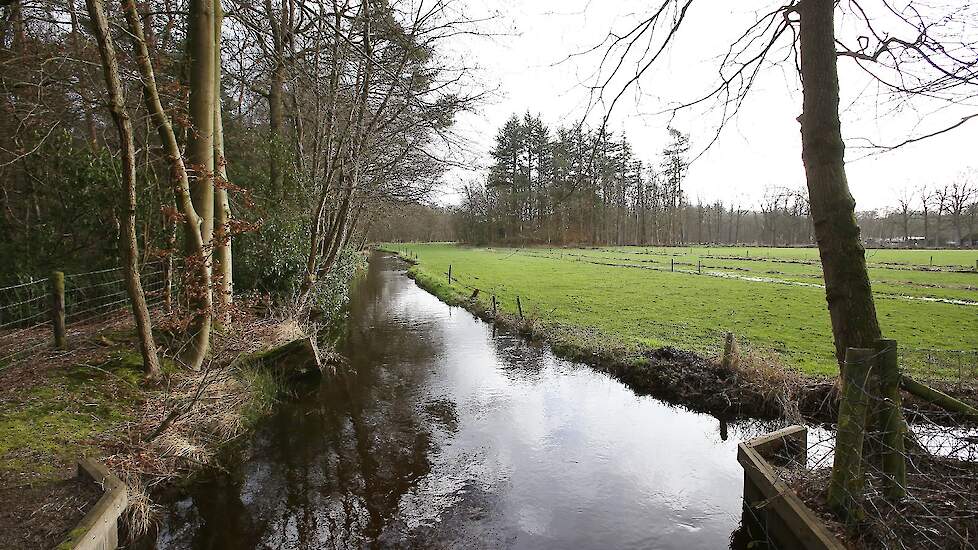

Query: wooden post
left=671, top=258, right=674, bottom=272
left=828, top=347, right=874, bottom=525
left=448, top=265, right=452, bottom=284
left=516, top=296, right=523, bottom=319
left=492, top=294, right=497, bottom=316
left=721, top=332, right=740, bottom=370
left=875, top=338, right=906, bottom=500
left=698, top=259, right=702, bottom=274
left=51, top=271, right=67, bottom=350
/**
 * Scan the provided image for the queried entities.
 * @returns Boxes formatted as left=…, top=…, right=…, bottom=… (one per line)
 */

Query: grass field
left=381, top=243, right=978, bottom=378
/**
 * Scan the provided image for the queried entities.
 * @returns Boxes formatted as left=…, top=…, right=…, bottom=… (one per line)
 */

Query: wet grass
left=380, top=243, right=978, bottom=378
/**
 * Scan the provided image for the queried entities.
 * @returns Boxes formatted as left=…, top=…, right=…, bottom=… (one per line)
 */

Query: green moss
left=56, top=526, right=90, bottom=549
left=0, top=352, right=143, bottom=481
left=237, top=366, right=285, bottom=429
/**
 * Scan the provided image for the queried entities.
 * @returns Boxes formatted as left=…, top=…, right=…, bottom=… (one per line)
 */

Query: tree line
left=1, top=0, right=478, bottom=376
left=452, top=113, right=977, bottom=248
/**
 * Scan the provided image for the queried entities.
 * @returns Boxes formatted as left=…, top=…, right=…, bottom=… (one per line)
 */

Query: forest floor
left=0, top=307, right=306, bottom=549
left=380, top=243, right=978, bottom=420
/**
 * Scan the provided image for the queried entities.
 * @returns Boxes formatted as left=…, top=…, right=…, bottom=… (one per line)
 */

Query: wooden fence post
left=875, top=338, right=907, bottom=500
left=828, top=347, right=874, bottom=525
left=516, top=296, right=523, bottom=319
left=51, top=271, right=67, bottom=350
left=721, top=332, right=740, bottom=370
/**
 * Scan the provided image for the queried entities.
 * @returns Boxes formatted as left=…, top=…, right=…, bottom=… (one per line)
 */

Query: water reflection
left=153, top=253, right=780, bottom=549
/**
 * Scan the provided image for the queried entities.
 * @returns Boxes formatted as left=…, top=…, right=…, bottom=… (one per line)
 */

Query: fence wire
left=0, top=261, right=169, bottom=370
left=754, top=363, right=978, bottom=550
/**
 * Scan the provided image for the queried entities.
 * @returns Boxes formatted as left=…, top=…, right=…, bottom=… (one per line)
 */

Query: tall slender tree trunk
left=797, top=0, right=881, bottom=365
left=212, top=0, right=233, bottom=325
left=183, top=0, right=216, bottom=364
left=122, top=0, right=210, bottom=369
left=86, top=0, right=161, bottom=379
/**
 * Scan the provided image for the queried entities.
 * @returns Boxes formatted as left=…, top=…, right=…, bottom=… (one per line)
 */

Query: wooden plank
left=63, top=459, right=129, bottom=550
left=738, top=427, right=846, bottom=550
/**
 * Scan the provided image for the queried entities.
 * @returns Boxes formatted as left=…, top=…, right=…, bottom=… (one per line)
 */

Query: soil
left=0, top=475, right=102, bottom=550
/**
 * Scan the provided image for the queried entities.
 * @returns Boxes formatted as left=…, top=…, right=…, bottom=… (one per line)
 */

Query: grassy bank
left=381, top=243, right=977, bottom=379
left=0, top=315, right=297, bottom=489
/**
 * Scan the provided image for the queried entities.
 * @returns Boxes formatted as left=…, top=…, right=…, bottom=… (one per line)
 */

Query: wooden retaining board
left=737, top=425, right=846, bottom=550
left=59, top=459, right=128, bottom=550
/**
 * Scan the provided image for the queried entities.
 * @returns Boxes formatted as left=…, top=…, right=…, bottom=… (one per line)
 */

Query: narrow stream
left=152, top=253, right=779, bottom=549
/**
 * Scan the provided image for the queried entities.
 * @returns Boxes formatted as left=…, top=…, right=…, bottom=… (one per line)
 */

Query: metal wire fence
left=0, top=261, right=170, bottom=370
left=740, top=349, right=978, bottom=550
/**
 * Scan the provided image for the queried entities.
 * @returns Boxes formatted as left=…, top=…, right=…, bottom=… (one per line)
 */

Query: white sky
left=437, top=0, right=978, bottom=211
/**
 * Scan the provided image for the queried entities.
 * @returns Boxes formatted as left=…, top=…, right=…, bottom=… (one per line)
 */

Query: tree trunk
left=212, top=0, right=233, bottom=325
left=86, top=0, right=162, bottom=379
left=121, top=0, right=211, bottom=369
left=183, top=0, right=216, bottom=366
left=797, top=0, right=882, bottom=365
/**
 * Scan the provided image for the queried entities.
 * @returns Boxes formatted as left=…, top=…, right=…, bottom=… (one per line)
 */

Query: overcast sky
left=438, top=0, right=978, bottom=211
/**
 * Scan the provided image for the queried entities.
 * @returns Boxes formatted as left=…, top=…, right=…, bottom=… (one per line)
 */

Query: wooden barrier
left=738, top=425, right=845, bottom=550
left=60, top=459, right=128, bottom=550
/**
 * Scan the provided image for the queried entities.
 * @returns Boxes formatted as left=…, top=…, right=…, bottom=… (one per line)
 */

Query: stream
left=150, top=253, right=786, bottom=549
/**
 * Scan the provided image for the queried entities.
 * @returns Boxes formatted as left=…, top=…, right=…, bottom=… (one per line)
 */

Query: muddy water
left=153, top=253, right=767, bottom=549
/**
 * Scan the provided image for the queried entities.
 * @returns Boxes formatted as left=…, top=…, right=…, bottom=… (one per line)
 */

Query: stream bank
left=143, top=251, right=799, bottom=549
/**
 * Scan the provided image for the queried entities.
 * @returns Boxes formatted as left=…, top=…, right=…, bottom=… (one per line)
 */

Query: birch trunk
left=212, top=0, right=233, bottom=325
left=85, top=0, right=162, bottom=379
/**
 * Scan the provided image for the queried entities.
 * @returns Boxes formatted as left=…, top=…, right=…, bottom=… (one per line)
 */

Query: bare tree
left=583, top=0, right=978, bottom=364
left=85, top=0, right=162, bottom=379
left=948, top=176, right=975, bottom=246
left=919, top=185, right=933, bottom=246
left=896, top=187, right=914, bottom=243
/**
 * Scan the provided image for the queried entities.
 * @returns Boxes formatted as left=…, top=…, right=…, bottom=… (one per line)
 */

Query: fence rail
left=0, top=261, right=170, bottom=370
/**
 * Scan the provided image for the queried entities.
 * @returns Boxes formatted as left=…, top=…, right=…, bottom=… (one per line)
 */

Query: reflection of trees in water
left=168, top=256, right=457, bottom=549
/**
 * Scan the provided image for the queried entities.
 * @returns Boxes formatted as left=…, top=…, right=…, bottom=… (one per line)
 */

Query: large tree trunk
left=212, top=0, right=233, bottom=325
left=797, top=0, right=882, bottom=365
left=121, top=0, right=211, bottom=369
left=86, top=0, right=162, bottom=379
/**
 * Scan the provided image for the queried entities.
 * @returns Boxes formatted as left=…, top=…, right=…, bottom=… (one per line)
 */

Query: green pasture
left=380, top=243, right=978, bottom=378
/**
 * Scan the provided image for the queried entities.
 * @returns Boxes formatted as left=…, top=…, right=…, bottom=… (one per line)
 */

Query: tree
left=85, top=0, right=162, bottom=379
left=121, top=0, right=213, bottom=369
left=585, top=0, right=978, bottom=364
left=948, top=177, right=974, bottom=246
left=896, top=188, right=914, bottom=244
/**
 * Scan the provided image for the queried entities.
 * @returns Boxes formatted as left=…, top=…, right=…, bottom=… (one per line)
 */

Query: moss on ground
left=2, top=328, right=253, bottom=485
left=0, top=351, right=145, bottom=482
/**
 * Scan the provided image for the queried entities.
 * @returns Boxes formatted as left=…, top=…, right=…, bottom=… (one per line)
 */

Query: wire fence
left=0, top=261, right=171, bottom=370
left=736, top=343, right=978, bottom=550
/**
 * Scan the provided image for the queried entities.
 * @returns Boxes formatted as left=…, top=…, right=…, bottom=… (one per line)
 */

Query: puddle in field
left=148, top=252, right=801, bottom=549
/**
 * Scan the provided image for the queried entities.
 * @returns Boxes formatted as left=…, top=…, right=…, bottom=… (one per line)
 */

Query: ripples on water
left=152, top=253, right=803, bottom=549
